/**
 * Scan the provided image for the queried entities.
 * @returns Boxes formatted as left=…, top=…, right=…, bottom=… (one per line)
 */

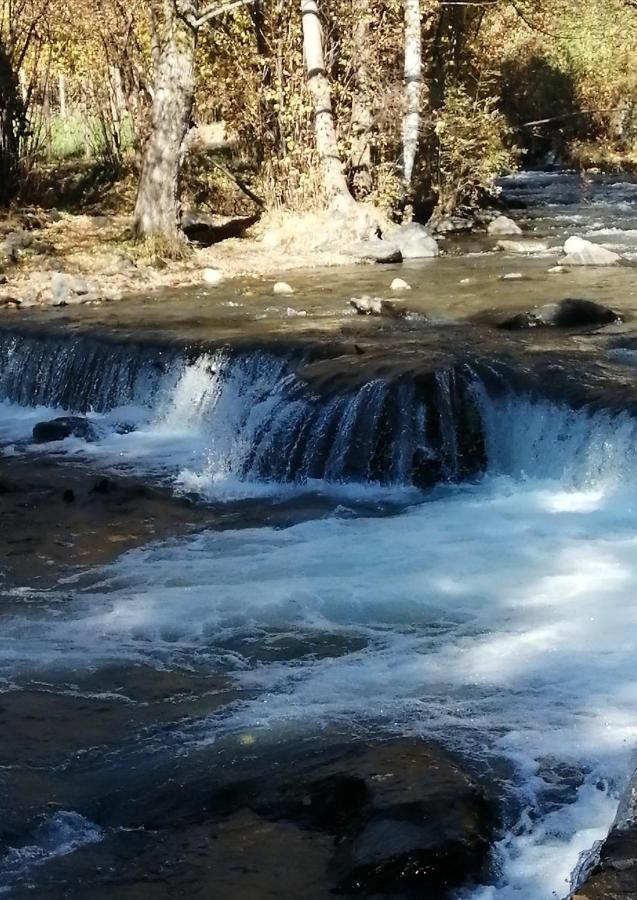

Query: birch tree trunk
left=349, top=0, right=373, bottom=198
left=401, top=0, right=422, bottom=212
left=300, top=0, right=352, bottom=206
left=133, top=2, right=197, bottom=241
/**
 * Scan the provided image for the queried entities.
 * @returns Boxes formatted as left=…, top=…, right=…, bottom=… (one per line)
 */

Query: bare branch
left=194, top=0, right=257, bottom=29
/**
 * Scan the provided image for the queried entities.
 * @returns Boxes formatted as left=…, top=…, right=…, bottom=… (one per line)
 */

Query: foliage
left=434, top=82, right=519, bottom=212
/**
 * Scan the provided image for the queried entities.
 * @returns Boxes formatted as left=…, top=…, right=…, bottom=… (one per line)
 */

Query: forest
left=2, top=0, right=637, bottom=256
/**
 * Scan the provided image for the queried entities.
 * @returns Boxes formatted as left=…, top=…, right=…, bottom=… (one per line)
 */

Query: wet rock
left=273, top=281, right=295, bottom=295
left=390, top=277, right=411, bottom=292
left=345, top=238, right=403, bottom=264
left=488, top=215, right=523, bottom=236
left=243, top=739, right=496, bottom=897
left=561, top=236, right=622, bottom=266
left=32, top=416, right=96, bottom=444
left=496, top=239, right=550, bottom=254
left=501, top=272, right=524, bottom=280
left=349, top=296, right=410, bottom=319
left=498, top=298, right=621, bottom=330
left=572, top=823, right=637, bottom=899
left=387, top=222, right=439, bottom=259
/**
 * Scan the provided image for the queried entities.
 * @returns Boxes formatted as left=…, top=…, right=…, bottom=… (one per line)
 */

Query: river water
left=2, top=171, right=637, bottom=899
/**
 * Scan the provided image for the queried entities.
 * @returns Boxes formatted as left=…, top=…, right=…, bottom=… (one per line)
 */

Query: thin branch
left=194, top=0, right=256, bottom=29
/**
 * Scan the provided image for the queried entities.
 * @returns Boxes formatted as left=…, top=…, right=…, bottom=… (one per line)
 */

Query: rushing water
left=3, top=171, right=637, bottom=899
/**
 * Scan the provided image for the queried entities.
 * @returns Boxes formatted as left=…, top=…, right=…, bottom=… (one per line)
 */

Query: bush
left=433, top=83, right=519, bottom=213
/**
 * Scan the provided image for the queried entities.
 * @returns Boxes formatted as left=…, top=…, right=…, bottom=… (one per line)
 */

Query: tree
left=401, top=0, right=422, bottom=215
left=348, top=0, right=373, bottom=198
left=300, top=0, right=352, bottom=207
left=133, top=0, right=255, bottom=243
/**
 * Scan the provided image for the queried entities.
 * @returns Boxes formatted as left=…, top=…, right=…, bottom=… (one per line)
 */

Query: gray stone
left=389, top=222, right=439, bottom=259
left=497, top=239, right=550, bottom=254
left=349, top=296, right=409, bottom=318
left=432, top=214, right=475, bottom=235
left=560, top=236, right=622, bottom=266
left=488, top=215, right=523, bottom=236
left=345, top=239, right=402, bottom=264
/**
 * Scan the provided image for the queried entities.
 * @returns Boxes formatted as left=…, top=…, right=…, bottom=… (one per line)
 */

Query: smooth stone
left=488, top=215, right=523, bottom=236
left=388, top=222, right=439, bottom=259
left=501, top=272, right=524, bottom=280
left=391, top=277, right=411, bottom=292
left=548, top=265, right=566, bottom=273
left=32, top=416, right=96, bottom=444
left=498, top=298, right=620, bottom=330
left=345, top=238, right=403, bottom=264
left=562, top=235, right=622, bottom=266
left=202, top=267, right=224, bottom=286
left=496, top=239, right=550, bottom=254
left=273, top=281, right=294, bottom=295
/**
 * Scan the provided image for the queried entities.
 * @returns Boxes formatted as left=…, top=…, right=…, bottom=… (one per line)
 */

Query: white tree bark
left=301, top=0, right=352, bottom=206
left=402, top=0, right=422, bottom=202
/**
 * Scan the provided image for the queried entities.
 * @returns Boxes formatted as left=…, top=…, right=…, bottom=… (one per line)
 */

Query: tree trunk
left=133, top=3, right=197, bottom=241
left=0, top=42, right=25, bottom=207
left=300, top=0, right=352, bottom=206
left=401, top=0, right=422, bottom=212
left=348, top=0, right=373, bottom=198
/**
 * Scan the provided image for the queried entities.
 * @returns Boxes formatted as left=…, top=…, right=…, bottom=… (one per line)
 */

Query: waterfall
left=2, top=327, right=637, bottom=491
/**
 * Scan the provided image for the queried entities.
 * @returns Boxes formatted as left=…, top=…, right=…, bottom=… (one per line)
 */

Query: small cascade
left=3, top=327, right=637, bottom=492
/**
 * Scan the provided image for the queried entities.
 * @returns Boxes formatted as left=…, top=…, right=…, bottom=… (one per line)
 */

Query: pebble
left=274, top=281, right=295, bottom=295
left=501, top=273, right=524, bottom=281
left=390, top=278, right=411, bottom=292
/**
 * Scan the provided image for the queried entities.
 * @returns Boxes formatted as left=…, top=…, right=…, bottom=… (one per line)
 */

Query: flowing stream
left=2, top=171, right=637, bottom=898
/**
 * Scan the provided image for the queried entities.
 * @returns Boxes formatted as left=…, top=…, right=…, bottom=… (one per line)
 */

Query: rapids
left=3, top=170, right=637, bottom=899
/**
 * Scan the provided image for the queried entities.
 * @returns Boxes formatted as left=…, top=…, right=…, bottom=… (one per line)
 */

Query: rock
left=432, top=213, right=476, bottom=235
left=244, top=739, right=495, bottom=897
left=561, top=236, right=622, bottom=266
left=32, top=416, right=96, bottom=444
left=496, top=239, right=550, bottom=254
left=488, top=215, right=523, bottom=236
left=344, top=238, right=403, bottom=264
left=49, top=273, right=100, bottom=306
left=4, top=230, right=34, bottom=253
left=499, top=298, right=621, bottom=330
left=349, top=296, right=409, bottom=318
left=548, top=265, right=566, bottom=274
left=387, top=222, right=439, bottom=259
left=273, top=281, right=294, bottom=295
left=501, top=272, right=524, bottom=280
left=0, top=274, right=7, bottom=285
left=391, top=277, right=411, bottom=292
left=202, top=267, right=224, bottom=286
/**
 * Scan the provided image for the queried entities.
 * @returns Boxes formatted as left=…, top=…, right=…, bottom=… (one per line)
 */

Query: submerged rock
left=488, top=215, right=523, bottom=236
left=560, top=236, right=622, bottom=266
left=349, top=296, right=410, bottom=318
left=249, top=739, right=495, bottom=896
left=202, top=267, right=224, bottom=286
left=32, top=416, right=96, bottom=444
left=498, top=298, right=621, bottom=330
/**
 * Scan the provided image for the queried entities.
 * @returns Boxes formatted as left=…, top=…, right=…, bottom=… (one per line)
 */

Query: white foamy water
left=2, top=468, right=637, bottom=898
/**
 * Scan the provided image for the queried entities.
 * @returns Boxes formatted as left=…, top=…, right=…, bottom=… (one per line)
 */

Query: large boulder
left=498, top=298, right=621, bottom=330
left=245, top=739, right=496, bottom=897
left=387, top=222, right=439, bottom=259
left=32, top=416, right=96, bottom=444
left=344, top=238, right=402, bottom=264
left=488, top=215, right=523, bottom=236
left=561, top=236, right=622, bottom=266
